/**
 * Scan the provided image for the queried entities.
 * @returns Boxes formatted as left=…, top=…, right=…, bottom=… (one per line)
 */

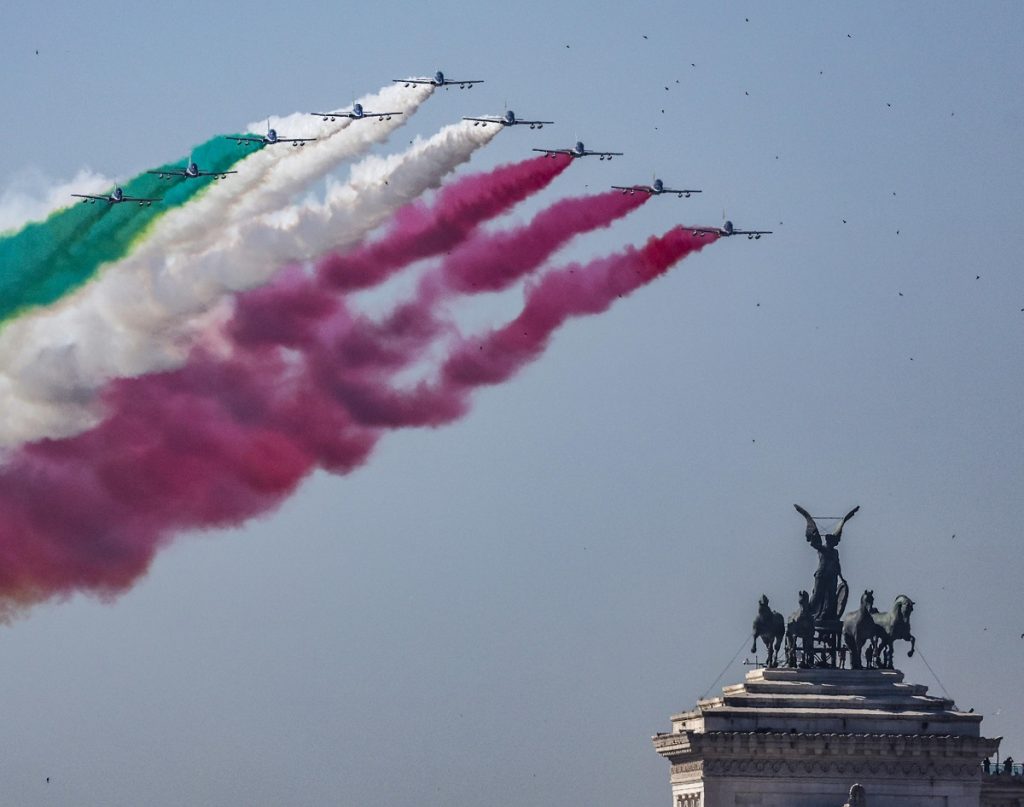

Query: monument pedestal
left=653, top=668, right=998, bottom=807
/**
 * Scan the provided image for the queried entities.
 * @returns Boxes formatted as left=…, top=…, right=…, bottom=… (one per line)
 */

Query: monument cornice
left=655, top=728, right=999, bottom=767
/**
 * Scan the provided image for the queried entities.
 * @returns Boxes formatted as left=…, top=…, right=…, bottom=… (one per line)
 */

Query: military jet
left=690, top=220, right=772, bottom=239
left=147, top=158, right=236, bottom=181
left=71, top=186, right=160, bottom=206
left=463, top=110, right=553, bottom=129
left=532, top=141, right=622, bottom=160
left=311, top=103, right=403, bottom=123
left=611, top=178, right=701, bottom=198
left=227, top=122, right=316, bottom=148
left=394, top=70, right=483, bottom=89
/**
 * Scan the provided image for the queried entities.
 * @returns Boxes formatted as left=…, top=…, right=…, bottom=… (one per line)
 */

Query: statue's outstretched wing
left=794, top=504, right=821, bottom=545
left=831, top=506, right=860, bottom=542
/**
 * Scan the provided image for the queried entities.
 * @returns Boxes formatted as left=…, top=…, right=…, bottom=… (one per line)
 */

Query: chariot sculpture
left=750, top=505, right=917, bottom=670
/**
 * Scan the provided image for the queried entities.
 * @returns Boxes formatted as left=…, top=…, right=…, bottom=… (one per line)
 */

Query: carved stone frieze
left=701, top=756, right=978, bottom=781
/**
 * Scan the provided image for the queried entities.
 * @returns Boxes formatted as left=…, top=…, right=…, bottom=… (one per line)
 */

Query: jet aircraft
left=147, top=159, right=236, bottom=181
left=71, top=187, right=160, bottom=206
left=311, top=103, right=403, bottom=122
left=611, top=178, right=701, bottom=198
left=394, top=71, right=483, bottom=89
left=532, top=141, right=622, bottom=160
left=690, top=220, right=772, bottom=239
left=227, top=123, right=316, bottom=148
left=463, top=110, right=553, bottom=129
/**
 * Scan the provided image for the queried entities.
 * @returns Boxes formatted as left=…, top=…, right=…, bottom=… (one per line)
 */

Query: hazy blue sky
left=1, top=2, right=1022, bottom=805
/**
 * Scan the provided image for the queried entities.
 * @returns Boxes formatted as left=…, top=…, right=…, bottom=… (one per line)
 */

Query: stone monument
left=652, top=504, right=1003, bottom=807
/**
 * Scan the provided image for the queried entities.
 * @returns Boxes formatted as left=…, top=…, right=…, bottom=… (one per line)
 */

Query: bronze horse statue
left=785, top=590, right=815, bottom=668
left=752, top=594, right=785, bottom=668
left=867, top=595, right=915, bottom=669
left=841, top=590, right=876, bottom=669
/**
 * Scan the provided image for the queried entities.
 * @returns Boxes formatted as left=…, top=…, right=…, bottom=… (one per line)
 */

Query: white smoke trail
left=0, top=82, right=425, bottom=239
left=134, top=82, right=434, bottom=268
left=0, top=168, right=112, bottom=235
left=0, top=121, right=500, bottom=447
left=0, top=81, right=431, bottom=444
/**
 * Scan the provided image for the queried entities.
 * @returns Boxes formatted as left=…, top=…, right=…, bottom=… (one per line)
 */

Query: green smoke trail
left=0, top=134, right=259, bottom=326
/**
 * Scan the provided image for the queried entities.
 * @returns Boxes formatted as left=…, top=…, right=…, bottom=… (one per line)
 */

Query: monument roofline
left=667, top=667, right=983, bottom=739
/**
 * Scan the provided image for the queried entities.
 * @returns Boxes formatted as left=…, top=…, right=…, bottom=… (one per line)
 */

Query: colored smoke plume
left=0, top=120, right=496, bottom=448
left=0, top=135, right=252, bottom=324
left=317, top=154, right=571, bottom=291
left=0, top=221, right=715, bottom=612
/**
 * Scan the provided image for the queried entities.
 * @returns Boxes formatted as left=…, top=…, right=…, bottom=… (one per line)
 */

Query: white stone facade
left=653, top=668, right=999, bottom=807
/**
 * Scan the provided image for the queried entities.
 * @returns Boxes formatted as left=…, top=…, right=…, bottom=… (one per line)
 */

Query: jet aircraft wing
left=464, top=116, right=553, bottom=127
left=146, top=168, right=237, bottom=179
left=657, top=186, right=701, bottom=196
left=395, top=76, right=483, bottom=87
left=612, top=184, right=701, bottom=197
left=71, top=193, right=161, bottom=204
left=312, top=110, right=402, bottom=121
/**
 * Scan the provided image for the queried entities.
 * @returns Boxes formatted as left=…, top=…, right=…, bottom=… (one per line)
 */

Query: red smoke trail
left=0, top=225, right=714, bottom=610
left=294, top=191, right=658, bottom=428
left=232, top=189, right=647, bottom=354
left=308, top=227, right=719, bottom=428
left=0, top=349, right=381, bottom=606
left=434, top=189, right=648, bottom=293
left=442, top=227, right=717, bottom=387
left=316, top=154, right=571, bottom=291
left=229, top=188, right=652, bottom=426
